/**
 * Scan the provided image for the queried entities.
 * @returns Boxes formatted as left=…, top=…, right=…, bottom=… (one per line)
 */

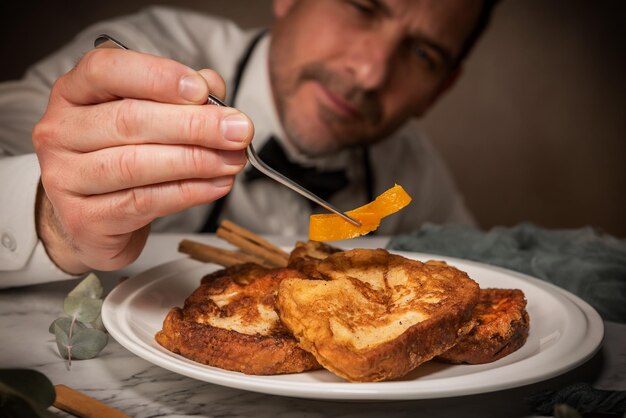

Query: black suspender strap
left=227, top=29, right=268, bottom=107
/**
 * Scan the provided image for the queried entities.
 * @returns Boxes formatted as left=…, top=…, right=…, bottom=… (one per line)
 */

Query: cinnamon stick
left=178, top=239, right=271, bottom=267
left=217, top=220, right=289, bottom=267
left=54, top=384, right=130, bottom=418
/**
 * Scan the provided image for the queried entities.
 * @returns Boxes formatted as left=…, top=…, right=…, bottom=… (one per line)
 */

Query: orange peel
left=309, top=184, right=412, bottom=241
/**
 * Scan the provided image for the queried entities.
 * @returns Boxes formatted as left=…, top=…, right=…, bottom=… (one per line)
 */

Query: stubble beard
left=271, top=62, right=387, bottom=157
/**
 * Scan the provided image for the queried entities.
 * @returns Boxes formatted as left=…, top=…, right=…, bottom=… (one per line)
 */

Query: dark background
left=1, top=0, right=625, bottom=237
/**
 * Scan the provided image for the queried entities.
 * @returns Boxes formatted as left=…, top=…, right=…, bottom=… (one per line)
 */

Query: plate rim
left=102, top=251, right=604, bottom=400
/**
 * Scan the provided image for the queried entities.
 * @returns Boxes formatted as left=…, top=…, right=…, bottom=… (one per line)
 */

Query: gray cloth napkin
left=386, top=223, right=626, bottom=323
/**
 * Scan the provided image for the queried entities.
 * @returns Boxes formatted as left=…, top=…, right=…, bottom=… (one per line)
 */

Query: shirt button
left=1, top=233, right=17, bottom=252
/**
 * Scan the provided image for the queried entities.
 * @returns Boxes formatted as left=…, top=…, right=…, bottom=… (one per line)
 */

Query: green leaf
left=52, top=318, right=86, bottom=360
left=63, top=296, right=103, bottom=323
left=50, top=273, right=109, bottom=366
left=70, top=328, right=108, bottom=360
left=49, top=317, right=86, bottom=335
left=53, top=321, right=70, bottom=359
left=53, top=321, right=107, bottom=361
left=67, top=273, right=103, bottom=299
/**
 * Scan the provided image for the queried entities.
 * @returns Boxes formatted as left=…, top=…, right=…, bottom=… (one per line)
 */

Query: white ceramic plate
left=102, top=252, right=604, bottom=400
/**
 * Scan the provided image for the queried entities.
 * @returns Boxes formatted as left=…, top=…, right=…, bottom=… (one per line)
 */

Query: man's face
left=269, top=0, right=483, bottom=156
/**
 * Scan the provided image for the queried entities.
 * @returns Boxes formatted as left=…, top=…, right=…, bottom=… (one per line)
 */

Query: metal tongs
left=95, top=34, right=360, bottom=226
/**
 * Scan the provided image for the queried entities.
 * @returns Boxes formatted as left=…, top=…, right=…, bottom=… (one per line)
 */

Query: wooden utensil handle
left=54, top=384, right=130, bottom=418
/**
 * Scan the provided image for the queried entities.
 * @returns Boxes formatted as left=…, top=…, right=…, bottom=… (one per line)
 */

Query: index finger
left=57, top=48, right=212, bottom=106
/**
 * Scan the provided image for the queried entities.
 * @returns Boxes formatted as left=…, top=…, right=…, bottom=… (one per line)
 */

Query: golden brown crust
left=277, top=249, right=480, bottom=382
left=155, top=307, right=320, bottom=375
left=437, top=288, right=530, bottom=364
left=155, top=264, right=321, bottom=375
left=287, top=240, right=343, bottom=278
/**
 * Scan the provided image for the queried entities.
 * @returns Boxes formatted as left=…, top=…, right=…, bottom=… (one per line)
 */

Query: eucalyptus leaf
left=49, top=273, right=109, bottom=366
left=49, top=317, right=86, bottom=335
left=67, top=273, right=103, bottom=299
left=69, top=328, right=108, bottom=360
left=63, top=296, right=103, bottom=323
left=53, top=322, right=70, bottom=359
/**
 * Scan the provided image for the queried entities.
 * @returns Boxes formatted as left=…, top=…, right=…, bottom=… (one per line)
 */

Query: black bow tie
left=243, top=137, right=349, bottom=201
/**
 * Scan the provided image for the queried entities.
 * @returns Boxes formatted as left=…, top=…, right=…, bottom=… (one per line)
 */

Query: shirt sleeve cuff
left=0, top=154, right=79, bottom=288
left=0, top=240, right=80, bottom=288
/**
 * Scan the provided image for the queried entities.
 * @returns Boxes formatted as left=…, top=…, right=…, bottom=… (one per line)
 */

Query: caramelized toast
left=155, top=263, right=320, bottom=375
left=438, top=288, right=529, bottom=364
left=277, top=249, right=480, bottom=382
left=287, top=240, right=343, bottom=278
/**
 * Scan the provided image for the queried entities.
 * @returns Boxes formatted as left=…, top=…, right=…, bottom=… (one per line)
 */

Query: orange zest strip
left=309, top=184, right=412, bottom=241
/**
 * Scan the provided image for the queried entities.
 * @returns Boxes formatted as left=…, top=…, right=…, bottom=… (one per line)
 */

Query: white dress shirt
left=0, top=6, right=473, bottom=287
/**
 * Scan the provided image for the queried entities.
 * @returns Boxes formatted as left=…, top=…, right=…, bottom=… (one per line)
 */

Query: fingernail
left=221, top=113, right=251, bottom=142
left=179, top=74, right=207, bottom=102
left=219, top=150, right=246, bottom=166
left=211, top=176, right=234, bottom=188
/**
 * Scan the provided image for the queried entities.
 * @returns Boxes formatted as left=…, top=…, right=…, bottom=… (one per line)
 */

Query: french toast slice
left=438, top=288, right=529, bottom=364
left=155, top=263, right=321, bottom=375
left=276, top=249, right=480, bottom=382
left=287, top=240, right=343, bottom=278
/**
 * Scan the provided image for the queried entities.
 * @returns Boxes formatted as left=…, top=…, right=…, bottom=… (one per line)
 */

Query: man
left=0, top=0, right=496, bottom=286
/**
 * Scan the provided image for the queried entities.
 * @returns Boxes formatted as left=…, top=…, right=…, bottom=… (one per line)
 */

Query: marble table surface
left=1, top=233, right=623, bottom=418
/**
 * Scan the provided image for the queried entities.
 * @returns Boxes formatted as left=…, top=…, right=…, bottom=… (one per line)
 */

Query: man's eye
left=415, top=47, right=431, bottom=62
left=414, top=46, right=435, bottom=67
left=347, top=0, right=375, bottom=15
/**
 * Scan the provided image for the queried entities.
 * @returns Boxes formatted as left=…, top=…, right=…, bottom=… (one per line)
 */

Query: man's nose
left=344, top=32, right=399, bottom=90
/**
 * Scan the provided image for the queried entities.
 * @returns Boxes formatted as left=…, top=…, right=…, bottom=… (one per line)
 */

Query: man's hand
left=32, top=48, right=253, bottom=274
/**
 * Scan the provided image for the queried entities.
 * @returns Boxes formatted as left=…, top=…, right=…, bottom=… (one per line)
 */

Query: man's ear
left=415, top=66, right=463, bottom=117
left=273, top=0, right=298, bottom=18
